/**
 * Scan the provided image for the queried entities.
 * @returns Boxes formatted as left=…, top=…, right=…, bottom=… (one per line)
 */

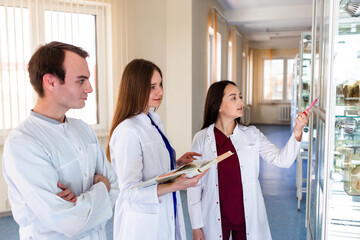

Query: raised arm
left=293, top=109, right=311, bottom=142
left=258, top=110, right=310, bottom=168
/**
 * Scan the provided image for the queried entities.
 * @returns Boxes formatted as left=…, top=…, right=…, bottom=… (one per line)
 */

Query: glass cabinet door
left=307, top=0, right=325, bottom=239
left=326, top=0, right=360, bottom=238
left=291, top=54, right=300, bottom=133
left=308, top=0, right=360, bottom=239
left=299, top=32, right=312, bottom=115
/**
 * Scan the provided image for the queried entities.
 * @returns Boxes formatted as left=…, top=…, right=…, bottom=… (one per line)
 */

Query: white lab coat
left=2, top=112, right=119, bottom=240
left=109, top=110, right=186, bottom=240
left=187, top=124, right=301, bottom=240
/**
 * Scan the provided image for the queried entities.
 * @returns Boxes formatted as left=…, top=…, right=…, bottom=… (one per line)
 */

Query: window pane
left=208, top=27, right=213, bottom=87
left=264, top=59, right=284, bottom=100
left=217, top=32, right=221, bottom=82
left=44, top=10, right=97, bottom=125
left=287, top=59, right=295, bottom=100
left=228, top=41, right=232, bottom=82
left=0, top=6, right=32, bottom=130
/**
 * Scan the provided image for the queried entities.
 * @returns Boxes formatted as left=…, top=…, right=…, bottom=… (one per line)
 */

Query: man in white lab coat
left=2, top=41, right=119, bottom=239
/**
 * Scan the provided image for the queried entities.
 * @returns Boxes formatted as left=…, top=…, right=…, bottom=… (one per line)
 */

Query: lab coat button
left=218, top=218, right=220, bottom=221
left=216, top=202, right=218, bottom=204
left=216, top=184, right=218, bottom=187
left=84, top=173, right=88, bottom=178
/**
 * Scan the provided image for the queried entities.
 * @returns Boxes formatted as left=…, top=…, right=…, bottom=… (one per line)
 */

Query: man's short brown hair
left=27, top=41, right=89, bottom=97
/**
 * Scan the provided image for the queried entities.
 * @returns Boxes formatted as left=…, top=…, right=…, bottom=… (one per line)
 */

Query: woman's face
left=218, top=84, right=243, bottom=120
left=147, top=70, right=163, bottom=109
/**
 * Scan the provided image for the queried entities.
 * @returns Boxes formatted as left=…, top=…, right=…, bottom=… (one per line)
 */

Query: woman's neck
left=214, top=117, right=236, bottom=137
left=144, top=107, right=150, bottom=115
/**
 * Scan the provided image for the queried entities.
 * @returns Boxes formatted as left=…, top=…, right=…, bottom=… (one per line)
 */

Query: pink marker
left=303, top=97, right=318, bottom=115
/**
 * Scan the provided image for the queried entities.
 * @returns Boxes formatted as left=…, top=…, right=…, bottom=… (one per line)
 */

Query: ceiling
left=216, top=0, right=314, bottom=49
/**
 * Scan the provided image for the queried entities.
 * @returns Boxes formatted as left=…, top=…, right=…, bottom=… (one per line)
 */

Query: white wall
left=165, top=0, right=193, bottom=154
left=192, top=0, right=211, bottom=134
left=112, top=0, right=228, bottom=154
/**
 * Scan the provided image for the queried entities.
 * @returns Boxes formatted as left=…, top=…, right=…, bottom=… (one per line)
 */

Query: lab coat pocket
left=121, top=211, right=159, bottom=239
left=237, top=144, right=259, bottom=184
left=57, top=158, right=82, bottom=188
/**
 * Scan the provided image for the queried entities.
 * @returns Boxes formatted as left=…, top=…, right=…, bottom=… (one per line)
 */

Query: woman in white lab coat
left=107, top=59, right=204, bottom=240
left=187, top=80, right=310, bottom=240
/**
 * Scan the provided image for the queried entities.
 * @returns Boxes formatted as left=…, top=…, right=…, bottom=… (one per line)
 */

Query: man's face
left=54, top=51, right=92, bottom=111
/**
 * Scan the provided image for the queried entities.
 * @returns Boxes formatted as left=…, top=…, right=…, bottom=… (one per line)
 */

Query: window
left=0, top=0, right=112, bottom=143
left=208, top=26, right=222, bottom=87
left=263, top=57, right=295, bottom=102
left=228, top=41, right=232, bottom=82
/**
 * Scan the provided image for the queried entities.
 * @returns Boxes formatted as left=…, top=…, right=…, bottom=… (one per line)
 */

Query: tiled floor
left=258, top=124, right=306, bottom=240
left=0, top=124, right=307, bottom=240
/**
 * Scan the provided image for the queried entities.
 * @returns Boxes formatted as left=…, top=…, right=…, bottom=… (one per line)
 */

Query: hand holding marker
left=304, top=97, right=318, bottom=115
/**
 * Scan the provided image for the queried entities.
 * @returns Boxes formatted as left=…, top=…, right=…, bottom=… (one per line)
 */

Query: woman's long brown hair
left=106, top=59, right=162, bottom=161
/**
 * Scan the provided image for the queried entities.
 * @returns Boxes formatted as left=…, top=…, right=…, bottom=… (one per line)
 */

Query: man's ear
left=43, top=73, right=56, bottom=92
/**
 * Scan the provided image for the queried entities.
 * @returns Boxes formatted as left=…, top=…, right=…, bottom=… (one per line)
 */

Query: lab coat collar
left=206, top=123, right=246, bottom=139
left=205, top=123, right=248, bottom=157
left=147, top=109, right=161, bottom=124
left=134, top=109, right=161, bottom=125
left=205, top=124, right=217, bottom=158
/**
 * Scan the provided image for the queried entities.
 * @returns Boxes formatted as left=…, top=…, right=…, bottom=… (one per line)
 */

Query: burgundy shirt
left=214, top=127, right=246, bottom=229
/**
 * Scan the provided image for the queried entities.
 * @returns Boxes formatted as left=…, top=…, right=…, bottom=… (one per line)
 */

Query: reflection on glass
left=309, top=112, right=318, bottom=237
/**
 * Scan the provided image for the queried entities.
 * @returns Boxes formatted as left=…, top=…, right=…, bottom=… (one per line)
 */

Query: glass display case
left=307, top=0, right=360, bottom=239
left=291, top=33, right=312, bottom=134
left=291, top=54, right=300, bottom=133
left=291, top=32, right=312, bottom=211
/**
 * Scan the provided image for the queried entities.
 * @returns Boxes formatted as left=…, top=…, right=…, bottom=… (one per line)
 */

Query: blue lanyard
left=148, top=114, right=177, bottom=221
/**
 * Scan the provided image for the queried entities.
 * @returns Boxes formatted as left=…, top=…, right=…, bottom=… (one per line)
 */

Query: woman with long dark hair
left=107, top=59, right=204, bottom=240
left=187, top=80, right=310, bottom=240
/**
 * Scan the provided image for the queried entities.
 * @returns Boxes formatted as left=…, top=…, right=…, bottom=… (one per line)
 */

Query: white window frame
left=0, top=0, right=112, bottom=143
left=262, top=56, right=294, bottom=104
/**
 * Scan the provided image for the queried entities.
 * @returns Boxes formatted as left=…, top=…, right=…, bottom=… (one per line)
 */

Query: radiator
left=279, top=105, right=290, bottom=121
